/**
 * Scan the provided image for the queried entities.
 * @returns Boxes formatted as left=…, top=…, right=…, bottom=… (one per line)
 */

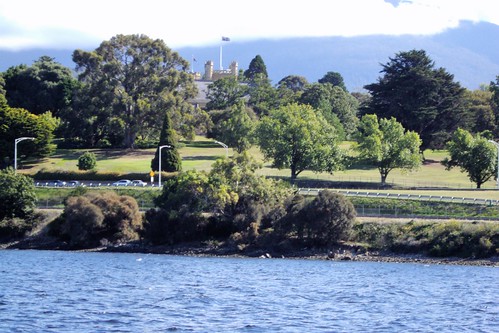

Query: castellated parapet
left=202, top=60, right=238, bottom=81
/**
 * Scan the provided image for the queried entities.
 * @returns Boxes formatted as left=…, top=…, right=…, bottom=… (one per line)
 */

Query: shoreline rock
left=2, top=237, right=497, bottom=267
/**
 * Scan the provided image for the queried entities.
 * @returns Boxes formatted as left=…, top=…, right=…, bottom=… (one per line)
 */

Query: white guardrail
left=297, top=188, right=499, bottom=206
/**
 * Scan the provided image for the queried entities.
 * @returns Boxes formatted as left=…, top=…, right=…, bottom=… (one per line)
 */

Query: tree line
left=1, top=34, right=499, bottom=187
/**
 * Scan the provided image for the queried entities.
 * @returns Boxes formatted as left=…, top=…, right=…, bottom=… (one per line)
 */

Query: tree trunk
left=123, top=127, right=135, bottom=149
left=290, top=164, right=297, bottom=183
left=380, top=173, right=387, bottom=186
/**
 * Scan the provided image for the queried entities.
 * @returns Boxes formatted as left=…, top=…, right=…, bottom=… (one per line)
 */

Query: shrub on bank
left=352, top=220, right=498, bottom=258
left=275, top=191, right=356, bottom=246
left=51, top=191, right=143, bottom=248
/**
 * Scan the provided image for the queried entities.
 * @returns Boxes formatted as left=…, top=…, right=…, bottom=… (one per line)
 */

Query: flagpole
left=219, top=45, right=223, bottom=70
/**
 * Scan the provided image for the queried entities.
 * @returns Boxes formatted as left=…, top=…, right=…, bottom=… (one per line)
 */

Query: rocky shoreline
left=3, top=235, right=498, bottom=267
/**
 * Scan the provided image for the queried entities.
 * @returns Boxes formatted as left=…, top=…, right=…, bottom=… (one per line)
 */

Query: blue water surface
left=0, top=250, right=497, bottom=332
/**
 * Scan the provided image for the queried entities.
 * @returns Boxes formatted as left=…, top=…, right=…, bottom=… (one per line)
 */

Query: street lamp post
left=489, top=140, right=499, bottom=188
left=214, top=140, right=228, bottom=158
left=14, top=137, right=35, bottom=172
left=158, top=145, right=171, bottom=187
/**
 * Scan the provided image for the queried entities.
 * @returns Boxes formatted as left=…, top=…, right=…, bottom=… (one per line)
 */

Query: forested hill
left=1, top=21, right=498, bottom=91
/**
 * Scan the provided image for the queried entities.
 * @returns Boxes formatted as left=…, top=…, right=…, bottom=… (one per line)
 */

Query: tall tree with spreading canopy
left=72, top=34, right=197, bottom=148
left=256, top=103, right=343, bottom=181
left=442, top=128, right=497, bottom=189
left=356, top=114, right=422, bottom=186
left=362, top=49, right=466, bottom=151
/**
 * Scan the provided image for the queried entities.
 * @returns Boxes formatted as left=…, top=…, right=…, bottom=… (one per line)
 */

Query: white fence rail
left=297, top=188, right=499, bottom=206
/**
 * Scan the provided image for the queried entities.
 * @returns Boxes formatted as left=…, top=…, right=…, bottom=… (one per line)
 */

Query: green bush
left=77, top=151, right=97, bottom=170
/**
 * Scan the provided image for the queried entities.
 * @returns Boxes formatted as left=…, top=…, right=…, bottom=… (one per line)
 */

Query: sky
left=0, top=0, right=498, bottom=51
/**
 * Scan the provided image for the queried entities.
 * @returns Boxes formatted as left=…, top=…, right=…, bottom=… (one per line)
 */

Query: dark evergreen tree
left=244, top=55, right=268, bottom=81
left=151, top=112, right=182, bottom=172
left=490, top=75, right=499, bottom=135
left=362, top=49, right=466, bottom=151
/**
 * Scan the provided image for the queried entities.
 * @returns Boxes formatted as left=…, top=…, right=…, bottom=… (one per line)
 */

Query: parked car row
left=35, top=179, right=151, bottom=188
left=111, top=179, right=147, bottom=187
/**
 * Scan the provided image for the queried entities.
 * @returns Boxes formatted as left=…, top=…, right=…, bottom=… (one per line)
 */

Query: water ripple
left=0, top=250, right=497, bottom=332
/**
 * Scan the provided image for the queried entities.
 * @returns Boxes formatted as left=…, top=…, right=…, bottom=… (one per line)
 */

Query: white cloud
left=0, top=0, right=498, bottom=50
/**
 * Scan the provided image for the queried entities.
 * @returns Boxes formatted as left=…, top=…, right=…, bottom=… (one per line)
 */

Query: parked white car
left=131, top=180, right=147, bottom=187
left=112, top=179, right=131, bottom=186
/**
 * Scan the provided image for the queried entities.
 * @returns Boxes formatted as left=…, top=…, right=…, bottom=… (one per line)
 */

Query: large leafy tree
left=0, top=95, right=58, bottom=167
left=356, top=114, right=422, bottom=185
left=213, top=101, right=256, bottom=153
left=247, top=75, right=278, bottom=116
left=205, top=77, right=247, bottom=111
left=256, top=103, right=343, bottom=180
left=0, top=168, right=36, bottom=220
left=363, top=49, right=466, bottom=151
left=276, top=75, right=309, bottom=106
left=442, top=128, right=496, bottom=188
left=72, top=34, right=197, bottom=148
left=299, top=83, right=359, bottom=139
left=462, top=89, right=496, bottom=135
left=0, top=75, right=6, bottom=96
left=3, top=56, right=77, bottom=116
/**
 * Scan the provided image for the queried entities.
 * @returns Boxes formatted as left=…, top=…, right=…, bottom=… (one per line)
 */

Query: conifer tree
left=151, top=112, right=182, bottom=172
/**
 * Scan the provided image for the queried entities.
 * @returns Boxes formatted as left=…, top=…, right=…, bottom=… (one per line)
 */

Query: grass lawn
left=20, top=137, right=499, bottom=199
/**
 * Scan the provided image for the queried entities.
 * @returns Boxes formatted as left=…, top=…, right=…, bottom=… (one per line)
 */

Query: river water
left=0, top=250, right=497, bottom=332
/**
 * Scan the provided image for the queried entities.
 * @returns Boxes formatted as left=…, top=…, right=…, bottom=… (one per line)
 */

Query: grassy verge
left=350, top=197, right=499, bottom=219
left=35, top=187, right=159, bottom=210
left=18, top=137, right=499, bottom=193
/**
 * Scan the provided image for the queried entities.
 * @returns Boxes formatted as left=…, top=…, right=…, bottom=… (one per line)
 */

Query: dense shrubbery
left=353, top=220, right=498, bottom=258
left=51, top=191, right=143, bottom=248
left=145, top=153, right=293, bottom=246
left=144, top=154, right=357, bottom=250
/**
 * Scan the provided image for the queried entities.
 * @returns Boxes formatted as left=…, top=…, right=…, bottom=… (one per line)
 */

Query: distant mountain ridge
left=1, top=21, right=498, bottom=91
